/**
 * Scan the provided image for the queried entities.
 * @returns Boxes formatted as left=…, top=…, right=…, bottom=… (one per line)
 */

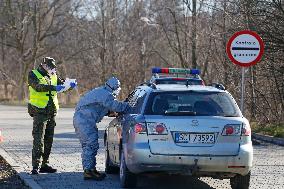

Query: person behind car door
left=28, top=57, right=77, bottom=175
left=73, top=77, right=130, bottom=181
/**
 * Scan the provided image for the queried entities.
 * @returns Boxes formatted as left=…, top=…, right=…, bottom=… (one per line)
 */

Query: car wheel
left=230, top=172, right=251, bottom=189
left=120, top=150, right=137, bottom=188
left=105, top=146, right=119, bottom=174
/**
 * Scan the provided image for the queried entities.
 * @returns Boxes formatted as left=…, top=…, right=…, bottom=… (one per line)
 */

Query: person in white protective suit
left=73, top=77, right=130, bottom=181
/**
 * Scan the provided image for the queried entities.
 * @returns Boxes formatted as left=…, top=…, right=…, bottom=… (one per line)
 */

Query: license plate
left=175, top=133, right=215, bottom=144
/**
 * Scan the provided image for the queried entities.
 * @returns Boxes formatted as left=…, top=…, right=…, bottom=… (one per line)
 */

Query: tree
left=0, top=0, right=77, bottom=101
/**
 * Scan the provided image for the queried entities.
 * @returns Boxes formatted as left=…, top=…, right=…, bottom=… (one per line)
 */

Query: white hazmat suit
left=73, top=77, right=129, bottom=170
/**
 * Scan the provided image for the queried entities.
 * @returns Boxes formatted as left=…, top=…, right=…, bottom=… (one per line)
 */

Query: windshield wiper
left=164, top=111, right=197, bottom=116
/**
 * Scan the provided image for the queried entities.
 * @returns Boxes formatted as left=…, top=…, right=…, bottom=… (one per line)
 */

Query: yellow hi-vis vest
left=29, top=70, right=59, bottom=110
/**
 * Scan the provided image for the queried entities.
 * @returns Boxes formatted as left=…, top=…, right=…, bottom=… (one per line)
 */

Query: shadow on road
left=54, top=130, right=105, bottom=139
left=137, top=174, right=216, bottom=189
left=54, top=132, right=77, bottom=139
left=31, top=172, right=218, bottom=189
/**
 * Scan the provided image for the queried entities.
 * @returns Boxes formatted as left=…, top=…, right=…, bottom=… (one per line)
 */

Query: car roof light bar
left=152, top=67, right=200, bottom=75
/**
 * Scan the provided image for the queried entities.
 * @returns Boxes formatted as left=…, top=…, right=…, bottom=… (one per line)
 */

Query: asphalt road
left=0, top=105, right=283, bottom=189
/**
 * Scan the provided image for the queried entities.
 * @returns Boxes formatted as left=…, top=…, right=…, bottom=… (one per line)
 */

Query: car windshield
left=144, top=91, right=241, bottom=117
left=155, top=79, right=203, bottom=85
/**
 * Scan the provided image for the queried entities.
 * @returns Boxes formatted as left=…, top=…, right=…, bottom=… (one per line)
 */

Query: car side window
left=126, top=90, right=137, bottom=104
left=126, top=89, right=147, bottom=114
left=132, top=90, right=147, bottom=114
left=128, top=89, right=141, bottom=107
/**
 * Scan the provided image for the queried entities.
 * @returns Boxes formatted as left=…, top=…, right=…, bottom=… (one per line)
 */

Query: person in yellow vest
left=28, top=57, right=76, bottom=174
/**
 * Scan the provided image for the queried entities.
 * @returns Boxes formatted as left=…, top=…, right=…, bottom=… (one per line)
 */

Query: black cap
left=43, top=57, right=56, bottom=69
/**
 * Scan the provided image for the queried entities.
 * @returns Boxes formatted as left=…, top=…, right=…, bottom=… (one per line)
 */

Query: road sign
left=226, top=30, right=264, bottom=67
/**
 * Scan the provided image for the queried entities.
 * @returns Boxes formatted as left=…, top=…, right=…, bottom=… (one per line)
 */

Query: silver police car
left=104, top=84, right=253, bottom=189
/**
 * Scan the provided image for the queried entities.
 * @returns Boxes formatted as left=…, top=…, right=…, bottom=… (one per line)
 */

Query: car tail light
left=225, top=126, right=234, bottom=135
left=241, top=123, right=251, bottom=136
left=222, top=124, right=241, bottom=136
left=147, top=123, right=168, bottom=135
left=134, top=123, right=146, bottom=134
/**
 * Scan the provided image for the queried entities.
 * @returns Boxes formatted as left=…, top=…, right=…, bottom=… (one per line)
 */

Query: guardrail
left=252, top=133, right=284, bottom=146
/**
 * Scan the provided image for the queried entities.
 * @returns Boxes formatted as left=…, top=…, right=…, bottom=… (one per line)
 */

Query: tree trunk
left=191, top=0, right=197, bottom=68
left=18, top=60, right=29, bottom=102
left=222, top=0, right=228, bottom=86
left=4, top=82, right=8, bottom=99
left=100, top=0, right=107, bottom=83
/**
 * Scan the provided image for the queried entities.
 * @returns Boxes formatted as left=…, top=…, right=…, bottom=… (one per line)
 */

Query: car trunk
left=144, top=115, right=242, bottom=156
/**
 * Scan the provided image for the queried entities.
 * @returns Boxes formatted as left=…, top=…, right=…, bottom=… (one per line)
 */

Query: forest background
left=0, top=0, right=283, bottom=131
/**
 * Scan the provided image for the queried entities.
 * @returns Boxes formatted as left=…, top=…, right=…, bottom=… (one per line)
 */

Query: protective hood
left=105, top=77, right=121, bottom=96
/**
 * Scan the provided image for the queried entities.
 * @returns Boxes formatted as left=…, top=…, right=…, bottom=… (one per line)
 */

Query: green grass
left=251, top=122, right=284, bottom=138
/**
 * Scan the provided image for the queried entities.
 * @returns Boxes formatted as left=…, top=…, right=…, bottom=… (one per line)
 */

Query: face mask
left=113, top=87, right=121, bottom=97
left=48, top=68, right=56, bottom=75
left=42, top=64, right=55, bottom=75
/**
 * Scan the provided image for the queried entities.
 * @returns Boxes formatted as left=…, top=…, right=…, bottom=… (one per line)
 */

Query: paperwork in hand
left=57, top=78, right=77, bottom=93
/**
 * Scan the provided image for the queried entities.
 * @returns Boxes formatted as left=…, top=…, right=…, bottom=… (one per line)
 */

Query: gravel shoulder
left=0, top=155, right=30, bottom=189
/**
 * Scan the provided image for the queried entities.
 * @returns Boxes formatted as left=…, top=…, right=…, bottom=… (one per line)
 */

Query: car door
left=114, top=88, right=148, bottom=164
left=113, top=89, right=139, bottom=164
left=107, top=117, right=119, bottom=163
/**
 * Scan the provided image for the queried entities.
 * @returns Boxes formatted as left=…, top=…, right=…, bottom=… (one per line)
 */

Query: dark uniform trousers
left=32, top=113, right=56, bottom=168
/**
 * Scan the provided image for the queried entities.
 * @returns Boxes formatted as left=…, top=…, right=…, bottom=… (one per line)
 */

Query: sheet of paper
left=57, top=78, right=77, bottom=93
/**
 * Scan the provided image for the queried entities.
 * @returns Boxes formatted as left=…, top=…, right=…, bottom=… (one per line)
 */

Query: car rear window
left=144, top=91, right=241, bottom=117
left=155, top=79, right=203, bottom=85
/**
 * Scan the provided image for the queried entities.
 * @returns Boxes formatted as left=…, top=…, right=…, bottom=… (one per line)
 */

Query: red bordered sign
left=226, top=30, right=264, bottom=67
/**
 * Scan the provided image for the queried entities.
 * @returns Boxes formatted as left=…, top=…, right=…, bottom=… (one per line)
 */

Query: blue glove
left=55, top=85, right=65, bottom=92
left=70, top=82, right=77, bottom=88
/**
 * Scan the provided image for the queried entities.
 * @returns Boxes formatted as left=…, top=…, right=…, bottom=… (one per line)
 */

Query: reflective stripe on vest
left=29, top=70, right=59, bottom=110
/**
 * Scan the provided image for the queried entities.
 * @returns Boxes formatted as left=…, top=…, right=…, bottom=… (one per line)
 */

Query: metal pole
left=240, top=67, right=245, bottom=114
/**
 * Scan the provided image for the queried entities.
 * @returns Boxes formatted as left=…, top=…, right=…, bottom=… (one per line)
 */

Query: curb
left=252, top=133, right=284, bottom=146
left=0, top=148, right=43, bottom=189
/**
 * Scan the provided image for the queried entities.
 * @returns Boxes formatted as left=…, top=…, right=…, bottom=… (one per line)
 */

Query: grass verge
left=251, top=122, right=284, bottom=138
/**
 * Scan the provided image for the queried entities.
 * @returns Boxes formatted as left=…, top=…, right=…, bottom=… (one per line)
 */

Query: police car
left=104, top=70, right=253, bottom=189
left=149, top=67, right=204, bottom=85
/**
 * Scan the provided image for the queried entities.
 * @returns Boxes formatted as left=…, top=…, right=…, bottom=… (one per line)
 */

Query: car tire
left=230, top=172, right=251, bottom=189
left=105, top=146, right=119, bottom=174
left=120, top=151, right=137, bottom=188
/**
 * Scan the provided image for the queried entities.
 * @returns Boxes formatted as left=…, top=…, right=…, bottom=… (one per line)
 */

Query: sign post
left=226, top=30, right=264, bottom=113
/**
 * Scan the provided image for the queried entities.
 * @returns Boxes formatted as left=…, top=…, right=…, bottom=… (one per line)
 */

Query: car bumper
left=125, top=142, right=253, bottom=176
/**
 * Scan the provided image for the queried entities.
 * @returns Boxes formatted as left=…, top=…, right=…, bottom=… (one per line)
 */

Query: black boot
left=39, top=164, right=57, bottom=173
left=31, top=167, right=39, bottom=175
left=94, top=169, right=106, bottom=178
left=84, top=169, right=106, bottom=181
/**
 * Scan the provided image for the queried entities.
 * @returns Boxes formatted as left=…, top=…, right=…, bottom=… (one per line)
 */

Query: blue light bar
left=152, top=67, right=162, bottom=73
left=190, top=69, right=200, bottom=75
